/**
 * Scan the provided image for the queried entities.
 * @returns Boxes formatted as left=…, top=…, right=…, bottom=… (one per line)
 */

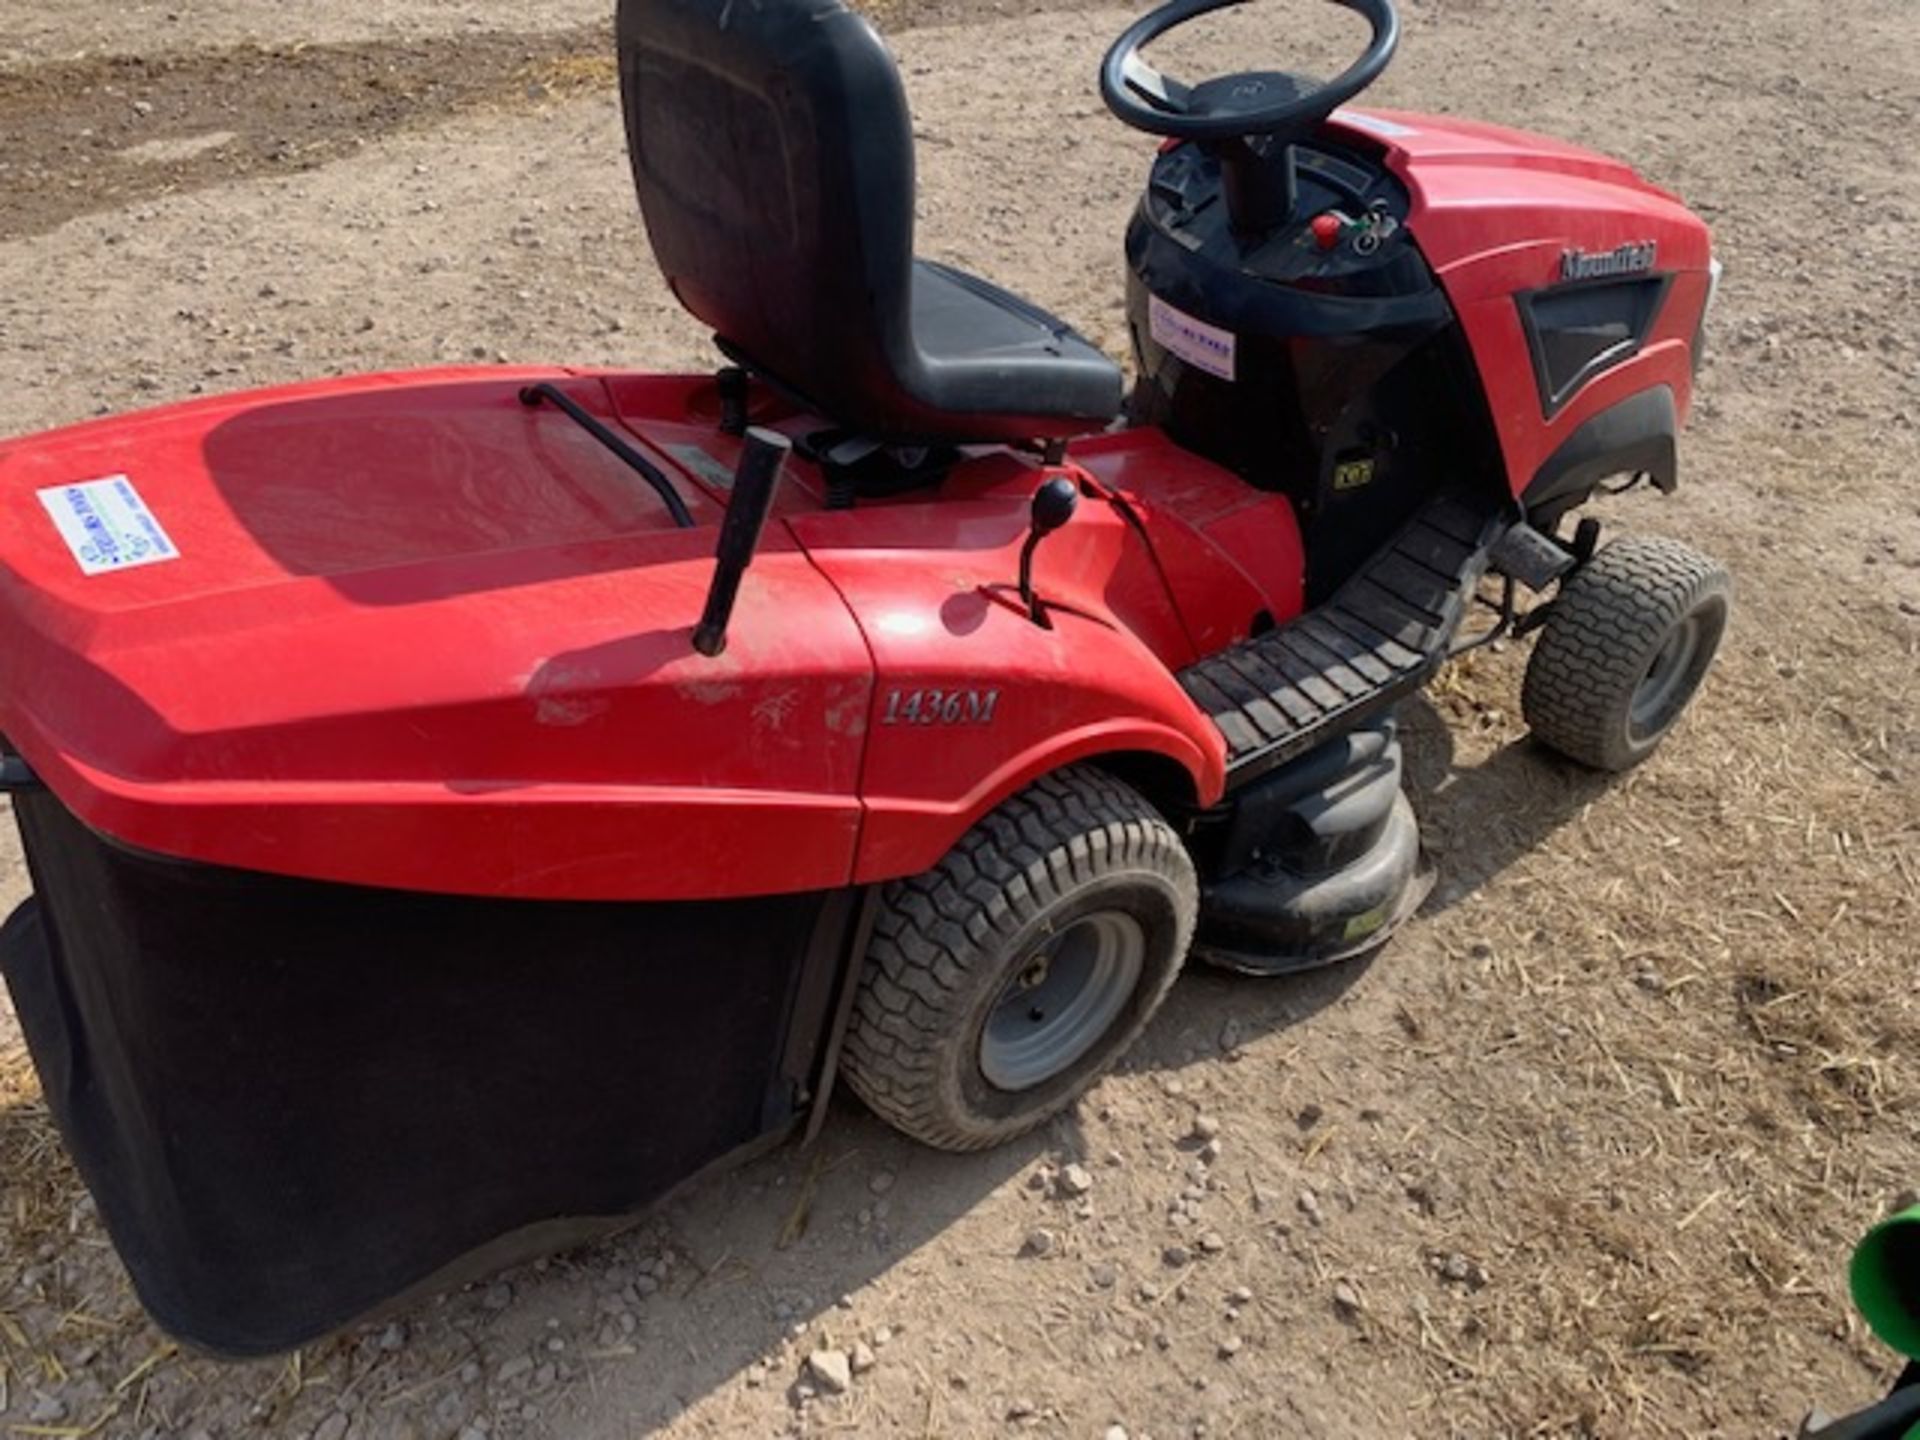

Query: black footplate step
left=1488, top=520, right=1576, bottom=591
left=1180, top=493, right=1509, bottom=787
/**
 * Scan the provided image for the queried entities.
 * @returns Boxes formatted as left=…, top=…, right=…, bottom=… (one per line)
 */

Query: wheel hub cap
left=1630, top=615, right=1703, bottom=739
left=979, top=911, right=1146, bottom=1093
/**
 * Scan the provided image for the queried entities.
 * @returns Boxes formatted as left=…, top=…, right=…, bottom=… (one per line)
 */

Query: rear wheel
left=1522, top=535, right=1731, bottom=772
left=841, top=766, right=1198, bottom=1152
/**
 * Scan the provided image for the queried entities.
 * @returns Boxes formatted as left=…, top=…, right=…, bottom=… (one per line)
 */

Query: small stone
left=1007, top=1399, right=1036, bottom=1419
left=1332, top=1281, right=1363, bottom=1318
left=496, top=1355, right=534, bottom=1384
left=1163, top=1243, right=1192, bottom=1267
left=1137, top=1281, right=1162, bottom=1302
left=545, top=1336, right=565, bottom=1353
left=745, top=1361, right=767, bottom=1388
left=1058, top=1163, right=1094, bottom=1197
left=1229, top=1285, right=1254, bottom=1305
left=1190, top=1114, right=1221, bottom=1143
left=871, top=1326, right=893, bottom=1348
left=1022, top=1227, right=1058, bottom=1258
left=1635, top=968, right=1667, bottom=994
left=132, top=99, right=154, bottom=116
left=532, top=1363, right=557, bottom=1389
left=1441, top=1252, right=1473, bottom=1283
left=1297, top=1189, right=1323, bottom=1225
left=1106, top=1426, right=1132, bottom=1440
left=1217, top=1334, right=1243, bottom=1359
left=806, top=1349, right=852, bottom=1396
left=311, top=1414, right=350, bottom=1440
left=1296, top=1104, right=1324, bottom=1131
left=849, top=1341, right=877, bottom=1375
left=28, top=1397, right=70, bottom=1426
left=1198, top=1231, right=1226, bottom=1255
left=458, top=1361, right=482, bottom=1385
left=482, top=1283, right=513, bottom=1311
left=378, top=1321, right=406, bottom=1352
left=869, top=1171, right=896, bottom=1196
left=1199, top=1139, right=1223, bottom=1164
left=1090, top=1261, right=1118, bottom=1289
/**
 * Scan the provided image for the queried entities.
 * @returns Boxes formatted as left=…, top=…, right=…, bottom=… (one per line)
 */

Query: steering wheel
left=1100, top=0, right=1400, bottom=144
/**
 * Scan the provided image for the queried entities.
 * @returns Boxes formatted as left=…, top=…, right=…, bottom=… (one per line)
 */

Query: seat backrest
left=618, top=0, right=915, bottom=422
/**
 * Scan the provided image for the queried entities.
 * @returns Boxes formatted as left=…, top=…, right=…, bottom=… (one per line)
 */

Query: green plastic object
left=1853, top=1205, right=1920, bottom=1361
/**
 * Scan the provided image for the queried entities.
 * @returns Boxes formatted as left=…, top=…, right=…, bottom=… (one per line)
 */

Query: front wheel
left=840, top=766, right=1198, bottom=1153
left=1522, top=534, right=1732, bottom=772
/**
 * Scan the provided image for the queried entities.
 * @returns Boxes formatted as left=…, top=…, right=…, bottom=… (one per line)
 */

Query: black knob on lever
left=1018, top=476, right=1080, bottom=627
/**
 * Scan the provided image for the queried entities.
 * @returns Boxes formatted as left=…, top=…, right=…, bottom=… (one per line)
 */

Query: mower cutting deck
left=0, top=0, right=1730, bottom=1354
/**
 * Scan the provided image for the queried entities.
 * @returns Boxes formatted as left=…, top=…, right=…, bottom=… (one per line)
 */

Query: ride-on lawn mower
left=0, top=0, right=1729, bottom=1355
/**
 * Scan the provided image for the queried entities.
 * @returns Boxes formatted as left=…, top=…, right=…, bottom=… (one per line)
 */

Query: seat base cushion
left=904, top=260, right=1124, bottom=437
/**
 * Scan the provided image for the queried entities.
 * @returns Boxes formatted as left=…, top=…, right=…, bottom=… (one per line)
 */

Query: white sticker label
left=1333, top=108, right=1418, bottom=139
left=37, top=476, right=180, bottom=576
left=1149, top=296, right=1236, bottom=382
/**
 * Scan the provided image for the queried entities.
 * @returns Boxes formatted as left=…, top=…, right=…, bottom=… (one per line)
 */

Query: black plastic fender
left=1523, top=385, right=1677, bottom=530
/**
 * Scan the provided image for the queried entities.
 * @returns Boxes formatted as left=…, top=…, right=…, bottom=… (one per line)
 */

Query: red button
left=1310, top=214, right=1344, bottom=251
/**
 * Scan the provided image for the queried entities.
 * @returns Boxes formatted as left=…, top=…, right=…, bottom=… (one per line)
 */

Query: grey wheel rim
left=1629, top=614, right=1704, bottom=739
left=979, top=912, right=1146, bottom=1092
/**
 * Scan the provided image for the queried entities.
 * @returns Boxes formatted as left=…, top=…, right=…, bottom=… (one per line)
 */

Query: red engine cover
left=1330, top=107, right=1714, bottom=495
left=0, top=369, right=1302, bottom=899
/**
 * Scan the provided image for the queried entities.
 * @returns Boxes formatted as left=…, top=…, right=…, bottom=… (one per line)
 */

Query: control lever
left=1018, top=476, right=1080, bottom=627
left=693, top=428, right=791, bottom=657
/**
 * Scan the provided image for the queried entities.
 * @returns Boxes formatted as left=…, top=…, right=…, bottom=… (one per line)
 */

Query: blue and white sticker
left=37, top=476, right=180, bottom=577
left=1148, top=296, right=1237, bottom=382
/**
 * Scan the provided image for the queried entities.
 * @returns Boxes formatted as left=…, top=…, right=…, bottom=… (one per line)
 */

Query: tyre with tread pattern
left=1522, top=534, right=1731, bottom=772
left=841, top=766, right=1197, bottom=1153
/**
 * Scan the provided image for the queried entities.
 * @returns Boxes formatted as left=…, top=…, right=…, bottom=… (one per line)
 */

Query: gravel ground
left=1, top=1, right=1917, bottom=1437
left=0, top=0, right=607, bottom=64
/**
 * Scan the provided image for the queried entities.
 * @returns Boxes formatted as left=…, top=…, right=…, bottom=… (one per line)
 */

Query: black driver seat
left=617, top=0, right=1124, bottom=445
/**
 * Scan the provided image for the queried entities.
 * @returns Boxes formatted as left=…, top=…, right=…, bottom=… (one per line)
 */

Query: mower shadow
left=425, top=919, right=1379, bottom=1433
left=429, top=1099, right=1057, bottom=1434
left=501, top=952, right=1368, bottom=1433
left=1099, top=694, right=1614, bottom=1081
left=1113, top=951, right=1376, bottom=1081
left=1396, top=693, right=1615, bottom=916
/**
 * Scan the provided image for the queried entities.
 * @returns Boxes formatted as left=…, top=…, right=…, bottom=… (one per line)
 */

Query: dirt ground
left=1, top=0, right=1917, bottom=1436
